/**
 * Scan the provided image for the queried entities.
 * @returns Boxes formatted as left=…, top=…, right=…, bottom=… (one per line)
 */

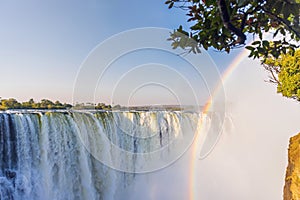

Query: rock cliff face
left=284, top=133, right=300, bottom=200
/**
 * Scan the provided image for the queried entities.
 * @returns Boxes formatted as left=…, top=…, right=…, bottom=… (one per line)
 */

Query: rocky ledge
left=284, top=132, right=300, bottom=200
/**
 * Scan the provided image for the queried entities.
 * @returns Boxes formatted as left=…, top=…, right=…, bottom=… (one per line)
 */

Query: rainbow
left=188, top=49, right=249, bottom=200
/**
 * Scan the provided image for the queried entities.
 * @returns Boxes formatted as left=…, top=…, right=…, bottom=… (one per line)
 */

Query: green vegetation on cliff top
left=0, top=98, right=117, bottom=111
left=0, top=98, right=184, bottom=111
left=0, top=98, right=73, bottom=110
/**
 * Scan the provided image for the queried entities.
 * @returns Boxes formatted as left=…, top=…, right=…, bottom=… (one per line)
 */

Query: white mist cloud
left=195, top=57, right=300, bottom=200
left=115, top=57, right=300, bottom=200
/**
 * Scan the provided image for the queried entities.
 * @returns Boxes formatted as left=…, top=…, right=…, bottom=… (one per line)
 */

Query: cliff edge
left=284, top=133, right=300, bottom=200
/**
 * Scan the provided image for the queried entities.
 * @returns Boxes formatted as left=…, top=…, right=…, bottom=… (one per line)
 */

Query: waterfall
left=0, top=110, right=221, bottom=200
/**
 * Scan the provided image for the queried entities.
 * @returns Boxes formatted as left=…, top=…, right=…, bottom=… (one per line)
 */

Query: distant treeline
left=0, top=98, right=120, bottom=111
left=0, top=98, right=187, bottom=111
left=73, top=102, right=114, bottom=110
left=0, top=98, right=73, bottom=110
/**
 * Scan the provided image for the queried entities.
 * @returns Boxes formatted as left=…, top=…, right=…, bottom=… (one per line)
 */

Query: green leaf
left=252, top=41, right=261, bottom=45
left=280, top=28, right=286, bottom=36
left=262, top=40, right=269, bottom=47
left=273, top=28, right=280, bottom=38
left=225, top=47, right=230, bottom=53
left=245, top=46, right=255, bottom=51
left=259, top=31, right=263, bottom=40
left=168, top=2, right=174, bottom=9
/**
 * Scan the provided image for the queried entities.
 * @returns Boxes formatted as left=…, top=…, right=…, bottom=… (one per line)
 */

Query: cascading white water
left=0, top=110, right=222, bottom=200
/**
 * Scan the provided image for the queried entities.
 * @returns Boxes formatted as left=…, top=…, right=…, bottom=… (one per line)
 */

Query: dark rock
left=5, top=170, right=16, bottom=179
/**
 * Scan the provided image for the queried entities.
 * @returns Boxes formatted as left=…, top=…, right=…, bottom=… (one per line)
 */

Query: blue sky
left=0, top=0, right=241, bottom=105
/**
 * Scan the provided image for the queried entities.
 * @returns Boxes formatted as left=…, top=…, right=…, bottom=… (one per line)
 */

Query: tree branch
left=240, top=5, right=261, bottom=30
left=263, top=63, right=281, bottom=85
left=217, top=0, right=247, bottom=44
left=260, top=6, right=300, bottom=39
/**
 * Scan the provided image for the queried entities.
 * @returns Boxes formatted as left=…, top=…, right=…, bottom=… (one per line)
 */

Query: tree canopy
left=0, top=99, right=123, bottom=111
left=165, top=0, right=300, bottom=101
left=0, top=98, right=72, bottom=110
left=264, top=49, right=300, bottom=101
left=165, top=0, right=299, bottom=59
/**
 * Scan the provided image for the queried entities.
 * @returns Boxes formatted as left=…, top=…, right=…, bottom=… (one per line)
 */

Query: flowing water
left=0, top=110, right=223, bottom=200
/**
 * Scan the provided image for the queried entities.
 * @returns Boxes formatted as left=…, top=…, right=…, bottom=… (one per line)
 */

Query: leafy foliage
left=264, top=50, right=300, bottom=101
left=165, top=0, right=300, bottom=60
left=0, top=98, right=21, bottom=110
left=0, top=98, right=72, bottom=110
left=0, top=98, right=119, bottom=111
left=95, top=103, right=112, bottom=110
left=166, top=0, right=300, bottom=102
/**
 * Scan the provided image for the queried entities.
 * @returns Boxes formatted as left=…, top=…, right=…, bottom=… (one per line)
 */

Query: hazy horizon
left=0, top=0, right=240, bottom=105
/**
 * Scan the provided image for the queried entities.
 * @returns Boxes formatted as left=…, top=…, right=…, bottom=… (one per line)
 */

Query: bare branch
left=263, top=63, right=281, bottom=85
